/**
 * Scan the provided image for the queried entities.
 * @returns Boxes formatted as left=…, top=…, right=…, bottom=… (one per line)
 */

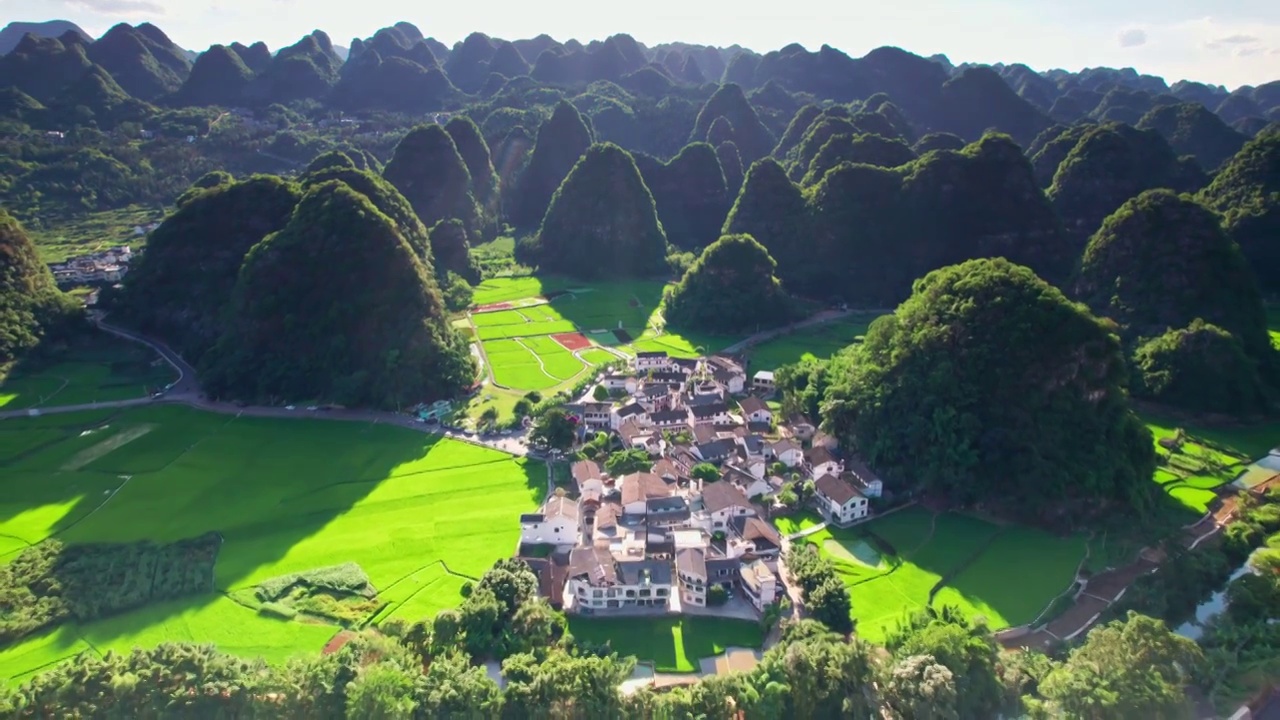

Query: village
left=513, top=350, right=885, bottom=621
left=46, top=243, right=136, bottom=285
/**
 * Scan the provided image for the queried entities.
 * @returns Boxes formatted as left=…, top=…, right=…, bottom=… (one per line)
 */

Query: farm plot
left=807, top=508, right=1087, bottom=643
left=484, top=338, right=586, bottom=390
left=0, top=331, right=175, bottom=410
left=566, top=616, right=763, bottom=673
left=746, top=314, right=884, bottom=372
left=0, top=404, right=544, bottom=680
left=1144, top=417, right=1254, bottom=515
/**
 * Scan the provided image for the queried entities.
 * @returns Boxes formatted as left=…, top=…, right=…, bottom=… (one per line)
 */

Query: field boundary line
left=51, top=474, right=134, bottom=540
left=925, top=526, right=1004, bottom=606
left=1026, top=536, right=1093, bottom=630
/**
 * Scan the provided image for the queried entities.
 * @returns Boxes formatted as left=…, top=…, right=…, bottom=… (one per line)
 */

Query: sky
left=4, top=0, right=1280, bottom=89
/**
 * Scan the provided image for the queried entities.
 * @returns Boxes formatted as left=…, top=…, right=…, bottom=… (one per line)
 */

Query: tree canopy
left=535, top=143, right=668, bottom=279
left=0, top=210, right=79, bottom=363
left=1132, top=320, right=1273, bottom=415
left=664, top=233, right=793, bottom=333
left=382, top=123, right=483, bottom=241
left=508, top=100, right=593, bottom=229
left=823, top=258, right=1157, bottom=520
left=201, top=180, right=473, bottom=408
left=1197, top=130, right=1280, bottom=293
left=1075, top=189, right=1273, bottom=364
left=116, top=175, right=302, bottom=359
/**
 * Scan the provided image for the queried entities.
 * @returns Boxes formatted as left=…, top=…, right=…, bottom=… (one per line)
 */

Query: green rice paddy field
left=0, top=332, right=176, bottom=410
left=804, top=508, right=1088, bottom=643
left=745, top=313, right=884, bottom=372
left=566, top=616, right=763, bottom=673
left=0, top=404, right=545, bottom=683
left=467, top=277, right=735, bottom=407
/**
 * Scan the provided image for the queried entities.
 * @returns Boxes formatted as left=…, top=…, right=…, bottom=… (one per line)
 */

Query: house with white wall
left=520, top=495, right=581, bottom=546
left=814, top=473, right=868, bottom=524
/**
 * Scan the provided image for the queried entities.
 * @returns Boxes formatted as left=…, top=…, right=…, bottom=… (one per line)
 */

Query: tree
left=823, top=258, right=1158, bottom=520
left=1197, top=131, right=1280, bottom=294
left=1132, top=320, right=1272, bottom=415
left=883, top=654, right=960, bottom=720
left=784, top=544, right=853, bottom=634
left=512, top=399, right=532, bottom=418
left=530, top=408, right=576, bottom=451
left=605, top=448, right=651, bottom=476
left=0, top=210, right=79, bottom=363
left=345, top=661, right=417, bottom=719
left=479, top=406, right=499, bottom=428
left=535, top=143, right=669, bottom=279
left=509, top=100, right=593, bottom=229
left=664, top=233, right=793, bottom=333
left=1075, top=189, right=1272, bottom=362
left=891, top=614, right=1003, bottom=719
left=690, top=463, right=720, bottom=483
left=591, top=384, right=609, bottom=402
left=383, top=124, right=483, bottom=239
left=1039, top=612, right=1204, bottom=720
left=199, top=180, right=474, bottom=409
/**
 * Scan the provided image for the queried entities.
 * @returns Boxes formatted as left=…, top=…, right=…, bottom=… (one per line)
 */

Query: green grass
left=773, top=511, right=824, bottom=535
left=745, top=314, right=885, bottom=372
left=0, top=404, right=544, bottom=679
left=1142, top=416, right=1264, bottom=514
left=472, top=277, right=571, bottom=306
left=579, top=348, right=622, bottom=366
left=565, top=616, right=763, bottom=673
left=0, top=332, right=176, bottom=410
left=932, top=526, right=1087, bottom=628
left=484, top=339, right=565, bottom=391
left=808, top=509, right=1088, bottom=643
left=23, top=205, right=157, bottom=263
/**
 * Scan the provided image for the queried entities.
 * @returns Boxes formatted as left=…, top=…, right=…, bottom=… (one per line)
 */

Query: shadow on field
left=0, top=404, right=546, bottom=666
left=546, top=279, right=665, bottom=336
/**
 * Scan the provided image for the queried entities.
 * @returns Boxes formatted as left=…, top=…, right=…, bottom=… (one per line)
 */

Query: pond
left=1174, top=551, right=1259, bottom=641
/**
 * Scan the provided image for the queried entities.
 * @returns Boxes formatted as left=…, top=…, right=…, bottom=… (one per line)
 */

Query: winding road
left=0, top=314, right=531, bottom=457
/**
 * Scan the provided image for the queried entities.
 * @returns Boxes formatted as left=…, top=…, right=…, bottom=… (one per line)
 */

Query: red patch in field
left=473, top=302, right=512, bottom=313
left=553, top=332, right=592, bottom=351
left=322, top=630, right=356, bottom=655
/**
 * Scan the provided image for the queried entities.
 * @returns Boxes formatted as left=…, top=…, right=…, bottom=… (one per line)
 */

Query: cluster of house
left=517, top=351, right=885, bottom=617
left=48, top=245, right=133, bottom=285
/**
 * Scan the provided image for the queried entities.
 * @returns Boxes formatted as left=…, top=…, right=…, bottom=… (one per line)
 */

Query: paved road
left=1, top=316, right=533, bottom=458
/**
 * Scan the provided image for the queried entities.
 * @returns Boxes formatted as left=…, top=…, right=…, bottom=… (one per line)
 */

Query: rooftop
left=816, top=473, right=863, bottom=505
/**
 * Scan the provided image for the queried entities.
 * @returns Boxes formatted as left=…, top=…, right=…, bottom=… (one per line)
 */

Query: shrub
left=255, top=562, right=374, bottom=602
left=460, top=581, right=474, bottom=598
left=258, top=602, right=298, bottom=620
left=708, top=586, right=728, bottom=606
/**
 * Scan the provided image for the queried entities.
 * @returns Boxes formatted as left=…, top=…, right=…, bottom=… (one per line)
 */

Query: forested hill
left=1, top=20, right=1276, bottom=137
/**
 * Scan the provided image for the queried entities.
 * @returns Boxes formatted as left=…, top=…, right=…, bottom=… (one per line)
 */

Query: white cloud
left=63, top=0, right=165, bottom=15
left=1236, top=46, right=1263, bottom=57
left=1117, top=28, right=1147, bottom=48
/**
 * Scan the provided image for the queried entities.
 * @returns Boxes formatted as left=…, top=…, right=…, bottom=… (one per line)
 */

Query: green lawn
left=484, top=339, right=571, bottom=391
left=472, top=277, right=571, bottom=306
left=0, top=404, right=544, bottom=681
left=1142, top=416, right=1263, bottom=515
left=745, top=314, right=885, bottom=372
left=566, top=616, right=763, bottom=672
left=0, top=332, right=176, bottom=410
left=773, top=511, right=824, bottom=535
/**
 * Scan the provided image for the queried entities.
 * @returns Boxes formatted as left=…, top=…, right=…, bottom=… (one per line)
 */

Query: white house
left=580, top=402, right=611, bottom=429
left=707, top=356, right=747, bottom=394
left=676, top=548, right=709, bottom=607
left=650, top=407, right=690, bottom=431
left=697, top=481, right=755, bottom=532
left=738, top=395, right=773, bottom=425
left=739, top=559, right=780, bottom=611
left=571, top=460, right=604, bottom=496
left=635, top=351, right=670, bottom=373
left=602, top=372, right=640, bottom=394
left=807, top=446, right=842, bottom=480
left=519, top=495, right=580, bottom=546
left=689, top=402, right=731, bottom=426
left=787, top=414, right=816, bottom=441
left=725, top=465, right=779, bottom=501
left=846, top=457, right=884, bottom=498
left=752, top=371, right=775, bottom=394
left=566, top=548, right=672, bottom=612
left=815, top=474, right=868, bottom=524
left=769, top=438, right=804, bottom=468
left=620, top=472, right=673, bottom=514
left=729, top=516, right=782, bottom=559
left=611, top=402, right=649, bottom=430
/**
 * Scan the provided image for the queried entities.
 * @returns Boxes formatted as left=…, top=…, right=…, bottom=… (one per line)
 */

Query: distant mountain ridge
left=0, top=20, right=88, bottom=55
left=0, top=19, right=1276, bottom=141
